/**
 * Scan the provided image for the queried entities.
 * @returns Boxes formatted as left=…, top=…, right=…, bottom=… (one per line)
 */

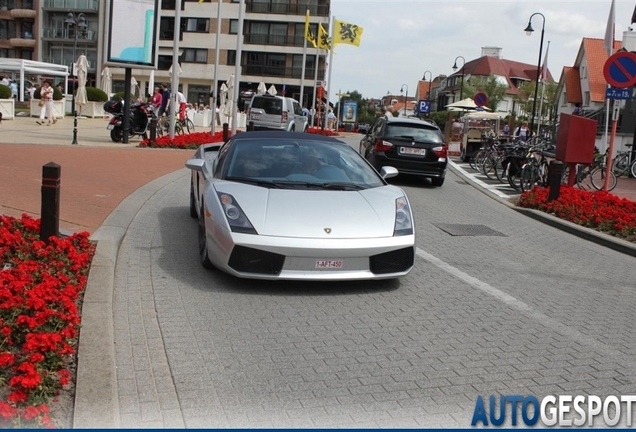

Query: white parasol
left=131, top=76, right=138, bottom=96
left=257, top=81, right=267, bottom=95
left=168, top=63, right=182, bottom=76
left=100, top=66, right=112, bottom=96
left=224, top=75, right=234, bottom=117
left=445, top=97, right=492, bottom=112
left=75, top=53, right=89, bottom=108
left=267, top=84, right=277, bottom=96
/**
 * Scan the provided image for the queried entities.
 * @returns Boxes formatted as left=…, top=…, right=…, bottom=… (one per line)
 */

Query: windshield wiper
left=225, top=176, right=283, bottom=188
left=320, top=182, right=366, bottom=191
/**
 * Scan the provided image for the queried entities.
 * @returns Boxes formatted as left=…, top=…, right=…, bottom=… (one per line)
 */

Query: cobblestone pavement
left=110, top=136, right=636, bottom=428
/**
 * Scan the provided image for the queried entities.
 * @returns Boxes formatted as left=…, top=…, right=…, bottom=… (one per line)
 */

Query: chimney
left=481, top=46, right=502, bottom=58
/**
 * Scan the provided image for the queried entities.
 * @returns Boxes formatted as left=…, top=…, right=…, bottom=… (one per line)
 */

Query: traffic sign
left=474, top=92, right=488, bottom=107
left=603, top=51, right=636, bottom=88
left=418, top=100, right=430, bottom=113
left=606, top=87, right=632, bottom=99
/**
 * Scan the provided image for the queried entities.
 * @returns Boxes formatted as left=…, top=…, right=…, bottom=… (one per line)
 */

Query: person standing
left=514, top=121, right=530, bottom=141
left=177, top=91, right=187, bottom=121
left=327, top=109, right=336, bottom=130
left=9, top=81, right=18, bottom=99
left=150, top=87, right=162, bottom=116
left=385, top=105, right=395, bottom=119
left=158, top=84, right=170, bottom=117
left=37, top=81, right=56, bottom=126
left=28, top=85, right=36, bottom=101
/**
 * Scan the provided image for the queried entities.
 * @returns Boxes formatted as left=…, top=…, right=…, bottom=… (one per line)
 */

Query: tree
left=333, top=90, right=377, bottom=125
left=462, top=76, right=508, bottom=112
left=516, top=80, right=558, bottom=126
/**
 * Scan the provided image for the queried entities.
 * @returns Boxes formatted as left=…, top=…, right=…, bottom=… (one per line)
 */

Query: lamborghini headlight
left=216, top=192, right=257, bottom=234
left=394, top=196, right=413, bottom=236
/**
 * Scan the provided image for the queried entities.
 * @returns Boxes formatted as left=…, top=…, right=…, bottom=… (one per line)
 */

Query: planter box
left=79, top=101, right=106, bottom=118
left=0, top=98, right=15, bottom=120
left=30, top=100, right=65, bottom=119
left=188, top=109, right=212, bottom=128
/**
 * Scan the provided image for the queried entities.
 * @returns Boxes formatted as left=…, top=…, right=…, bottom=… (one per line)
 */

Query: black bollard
left=548, top=160, right=565, bottom=202
left=40, top=162, right=61, bottom=243
left=223, top=122, right=229, bottom=142
left=149, top=117, right=157, bottom=144
left=248, top=121, right=254, bottom=131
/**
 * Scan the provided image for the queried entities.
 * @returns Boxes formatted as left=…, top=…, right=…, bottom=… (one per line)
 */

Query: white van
left=246, top=94, right=309, bottom=132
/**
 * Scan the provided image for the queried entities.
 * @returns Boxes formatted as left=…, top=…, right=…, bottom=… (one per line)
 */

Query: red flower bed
left=0, top=214, right=95, bottom=427
left=518, top=186, right=636, bottom=242
left=139, top=131, right=230, bottom=149
left=306, top=127, right=337, bottom=136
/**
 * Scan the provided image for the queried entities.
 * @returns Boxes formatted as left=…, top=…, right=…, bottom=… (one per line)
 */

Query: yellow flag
left=304, top=11, right=317, bottom=48
left=198, top=0, right=204, bottom=2
left=333, top=19, right=363, bottom=47
left=318, top=24, right=331, bottom=50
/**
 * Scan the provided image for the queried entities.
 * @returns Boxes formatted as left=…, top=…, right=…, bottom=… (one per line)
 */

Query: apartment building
left=108, top=0, right=330, bottom=110
left=0, top=0, right=37, bottom=62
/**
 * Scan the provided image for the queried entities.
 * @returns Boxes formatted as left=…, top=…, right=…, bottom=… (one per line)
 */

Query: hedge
left=0, top=84, right=11, bottom=99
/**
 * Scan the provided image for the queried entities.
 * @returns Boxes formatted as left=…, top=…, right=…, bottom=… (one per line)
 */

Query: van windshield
left=251, top=97, right=282, bottom=115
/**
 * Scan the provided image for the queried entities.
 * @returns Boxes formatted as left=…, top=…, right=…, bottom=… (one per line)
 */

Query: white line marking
left=449, top=160, right=511, bottom=199
left=415, top=247, right=623, bottom=358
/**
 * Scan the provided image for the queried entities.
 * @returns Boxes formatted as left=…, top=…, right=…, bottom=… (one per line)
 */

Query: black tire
left=198, top=202, right=214, bottom=270
left=482, top=156, right=499, bottom=181
left=590, top=167, right=617, bottom=191
left=290, top=125, right=295, bottom=132
left=431, top=177, right=444, bottom=187
left=631, top=160, right=636, bottom=178
left=189, top=183, right=197, bottom=219
left=460, top=147, right=469, bottom=162
left=185, top=118, right=195, bottom=134
left=520, top=165, right=538, bottom=192
left=612, top=154, right=629, bottom=177
left=110, top=126, right=123, bottom=142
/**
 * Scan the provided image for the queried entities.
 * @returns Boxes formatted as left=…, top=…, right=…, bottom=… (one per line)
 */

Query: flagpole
left=324, top=15, right=335, bottom=130
left=312, top=48, right=319, bottom=126
left=537, top=40, right=549, bottom=135
left=299, top=10, right=309, bottom=109
left=169, top=0, right=182, bottom=139
left=231, top=0, right=245, bottom=136
left=211, top=0, right=222, bottom=135
left=602, top=0, right=615, bottom=154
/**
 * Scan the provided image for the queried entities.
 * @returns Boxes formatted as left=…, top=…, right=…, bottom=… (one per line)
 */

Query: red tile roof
left=563, top=67, right=582, bottom=103
left=417, top=81, right=432, bottom=99
left=584, top=38, right=623, bottom=102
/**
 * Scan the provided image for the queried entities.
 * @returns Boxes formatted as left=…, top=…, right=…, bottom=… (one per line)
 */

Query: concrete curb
left=73, top=168, right=189, bottom=428
left=447, top=163, right=636, bottom=258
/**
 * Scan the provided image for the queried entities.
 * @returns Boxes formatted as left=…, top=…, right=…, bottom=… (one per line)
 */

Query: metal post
left=71, top=24, right=78, bottom=145
left=525, top=12, right=546, bottom=139
left=123, top=68, right=132, bottom=144
left=40, top=162, right=61, bottom=243
left=223, top=122, right=229, bottom=141
left=547, top=160, right=564, bottom=201
left=247, top=121, right=254, bottom=131
left=149, top=117, right=157, bottom=144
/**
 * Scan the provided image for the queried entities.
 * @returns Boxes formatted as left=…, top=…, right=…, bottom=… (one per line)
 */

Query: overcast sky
left=325, top=0, right=636, bottom=101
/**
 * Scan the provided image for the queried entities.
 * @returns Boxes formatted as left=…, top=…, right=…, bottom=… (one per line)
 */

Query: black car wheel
left=431, top=177, right=445, bottom=187
left=189, top=183, right=197, bottom=219
left=198, top=202, right=214, bottom=269
left=110, top=126, right=123, bottom=142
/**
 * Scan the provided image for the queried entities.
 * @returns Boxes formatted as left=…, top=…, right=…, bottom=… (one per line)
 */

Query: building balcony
left=9, top=37, right=36, bottom=48
left=41, top=0, right=98, bottom=12
left=10, top=9, right=36, bottom=19
left=41, top=56, right=97, bottom=72
left=42, top=26, right=98, bottom=42
left=245, top=34, right=308, bottom=48
left=243, top=64, right=325, bottom=81
left=245, top=1, right=329, bottom=17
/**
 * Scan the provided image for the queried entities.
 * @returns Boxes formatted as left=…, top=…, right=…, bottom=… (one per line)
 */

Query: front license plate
left=250, top=114, right=260, bottom=120
left=400, top=147, right=426, bottom=156
left=107, top=124, right=114, bottom=130
left=315, top=260, right=343, bottom=269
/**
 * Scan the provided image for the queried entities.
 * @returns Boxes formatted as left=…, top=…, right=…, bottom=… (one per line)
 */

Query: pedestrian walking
left=36, top=81, right=56, bottom=126
left=327, top=109, right=336, bottom=130
left=158, top=84, right=170, bottom=117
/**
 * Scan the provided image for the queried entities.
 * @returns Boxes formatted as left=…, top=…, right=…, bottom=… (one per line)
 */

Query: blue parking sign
left=418, top=100, right=430, bottom=113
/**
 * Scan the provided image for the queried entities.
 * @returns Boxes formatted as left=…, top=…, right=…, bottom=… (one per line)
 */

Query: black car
left=359, top=116, right=448, bottom=186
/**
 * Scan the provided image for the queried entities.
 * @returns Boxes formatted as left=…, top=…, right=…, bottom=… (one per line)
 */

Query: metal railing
left=245, top=1, right=329, bottom=17
left=41, top=56, right=97, bottom=71
left=243, top=64, right=324, bottom=80
left=245, top=34, right=306, bottom=47
left=42, top=27, right=97, bottom=41
left=42, top=0, right=98, bottom=11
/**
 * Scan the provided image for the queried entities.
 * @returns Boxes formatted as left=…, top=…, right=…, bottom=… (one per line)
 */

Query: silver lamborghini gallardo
left=186, top=131, right=415, bottom=280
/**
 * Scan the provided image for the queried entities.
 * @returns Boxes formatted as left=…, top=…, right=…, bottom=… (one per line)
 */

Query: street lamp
left=400, top=84, right=408, bottom=116
left=422, top=70, right=432, bottom=116
left=524, top=12, right=545, bottom=139
left=65, top=11, right=87, bottom=145
left=452, top=56, right=465, bottom=102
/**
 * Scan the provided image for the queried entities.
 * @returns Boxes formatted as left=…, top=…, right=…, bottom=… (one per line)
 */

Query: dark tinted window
left=251, top=97, right=282, bottom=114
left=385, top=124, right=443, bottom=143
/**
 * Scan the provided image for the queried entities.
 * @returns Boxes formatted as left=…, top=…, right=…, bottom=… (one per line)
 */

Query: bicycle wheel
left=520, top=165, right=538, bottom=192
left=469, top=150, right=485, bottom=171
left=507, top=167, right=523, bottom=191
left=612, top=154, right=629, bottom=177
left=631, top=160, right=636, bottom=178
left=495, top=156, right=507, bottom=183
left=482, top=156, right=498, bottom=180
left=590, top=167, right=617, bottom=191
left=185, top=118, right=195, bottom=134
left=575, top=167, right=596, bottom=191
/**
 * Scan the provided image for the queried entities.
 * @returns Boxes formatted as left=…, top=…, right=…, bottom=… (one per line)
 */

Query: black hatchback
left=359, top=117, right=448, bottom=186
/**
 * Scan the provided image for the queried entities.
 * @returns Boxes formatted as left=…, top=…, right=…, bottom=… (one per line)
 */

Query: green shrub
left=85, top=86, right=108, bottom=102
left=32, top=86, right=64, bottom=101
left=0, top=84, right=11, bottom=99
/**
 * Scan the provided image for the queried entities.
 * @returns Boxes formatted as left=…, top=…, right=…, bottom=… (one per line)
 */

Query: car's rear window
left=251, top=97, right=282, bottom=115
left=385, top=124, right=443, bottom=143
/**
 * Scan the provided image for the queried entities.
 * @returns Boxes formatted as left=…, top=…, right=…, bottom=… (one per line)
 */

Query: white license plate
left=400, top=147, right=426, bottom=156
left=315, top=260, right=344, bottom=269
left=250, top=114, right=260, bottom=120
left=107, top=124, right=114, bottom=130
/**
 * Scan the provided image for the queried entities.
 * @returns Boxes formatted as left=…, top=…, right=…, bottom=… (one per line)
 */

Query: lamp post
left=400, top=84, right=408, bottom=116
left=524, top=12, right=545, bottom=139
left=422, top=70, right=432, bottom=116
left=65, top=11, right=87, bottom=145
left=452, top=56, right=465, bottom=102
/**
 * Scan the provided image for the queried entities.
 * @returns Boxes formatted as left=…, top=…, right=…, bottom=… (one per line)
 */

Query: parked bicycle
left=561, top=147, right=617, bottom=191
left=611, top=143, right=635, bottom=177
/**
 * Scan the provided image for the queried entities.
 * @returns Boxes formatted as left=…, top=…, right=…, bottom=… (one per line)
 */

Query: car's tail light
left=373, top=140, right=393, bottom=152
left=282, top=111, right=288, bottom=124
left=432, top=144, right=448, bottom=160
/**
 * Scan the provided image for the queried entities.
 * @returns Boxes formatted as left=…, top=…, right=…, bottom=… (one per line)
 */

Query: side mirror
left=185, top=158, right=205, bottom=172
left=380, top=166, right=398, bottom=180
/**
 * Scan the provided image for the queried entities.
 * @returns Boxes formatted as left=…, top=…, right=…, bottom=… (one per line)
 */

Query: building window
left=227, top=50, right=236, bottom=66
left=182, top=48, right=207, bottom=63
left=188, top=84, right=211, bottom=107
left=185, top=18, right=209, bottom=32
left=230, top=19, right=238, bottom=34
left=562, top=93, right=567, bottom=106
left=0, top=19, right=16, bottom=39
left=160, top=17, right=184, bottom=40
left=584, top=91, right=590, bottom=106
left=158, top=55, right=172, bottom=70
left=161, top=0, right=185, bottom=10
left=21, top=49, right=33, bottom=60
left=581, top=66, right=586, bottom=79
left=0, top=48, right=15, bottom=58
